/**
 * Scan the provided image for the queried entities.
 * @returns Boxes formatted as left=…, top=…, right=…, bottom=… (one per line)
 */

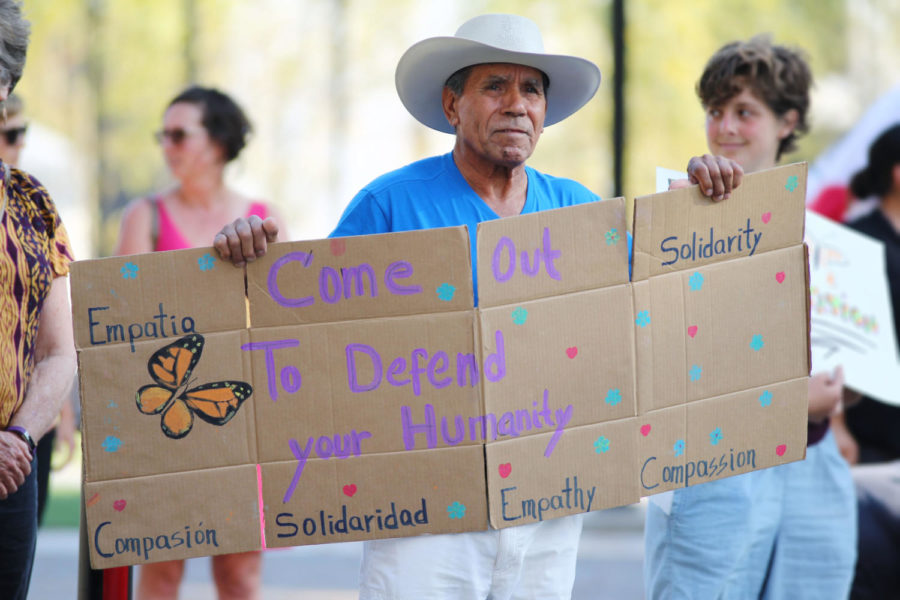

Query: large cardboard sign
left=806, top=211, right=900, bottom=404
left=73, top=163, right=810, bottom=568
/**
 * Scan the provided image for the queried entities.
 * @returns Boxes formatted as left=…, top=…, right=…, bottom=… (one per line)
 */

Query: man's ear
left=442, top=87, right=460, bottom=129
left=778, top=108, right=799, bottom=140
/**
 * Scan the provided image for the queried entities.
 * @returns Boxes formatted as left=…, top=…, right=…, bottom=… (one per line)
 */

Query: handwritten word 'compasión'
left=275, top=498, right=428, bottom=539
left=640, top=446, right=758, bottom=490
left=87, top=303, right=196, bottom=352
left=660, top=219, right=762, bottom=267
left=93, top=520, right=218, bottom=562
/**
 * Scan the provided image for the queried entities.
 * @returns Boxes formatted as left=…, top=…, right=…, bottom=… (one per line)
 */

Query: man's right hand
left=684, top=154, right=744, bottom=201
left=0, top=431, right=31, bottom=499
left=214, top=215, right=279, bottom=267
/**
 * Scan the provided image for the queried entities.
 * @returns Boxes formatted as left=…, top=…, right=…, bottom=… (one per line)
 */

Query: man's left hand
left=214, top=215, right=279, bottom=267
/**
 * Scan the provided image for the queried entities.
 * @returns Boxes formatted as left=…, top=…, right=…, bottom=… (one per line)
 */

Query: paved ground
left=31, top=504, right=646, bottom=599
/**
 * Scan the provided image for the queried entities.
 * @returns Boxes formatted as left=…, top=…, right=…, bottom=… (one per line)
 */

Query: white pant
left=358, top=514, right=584, bottom=600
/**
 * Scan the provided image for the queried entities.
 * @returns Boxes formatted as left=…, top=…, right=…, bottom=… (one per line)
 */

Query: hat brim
left=396, top=36, right=602, bottom=134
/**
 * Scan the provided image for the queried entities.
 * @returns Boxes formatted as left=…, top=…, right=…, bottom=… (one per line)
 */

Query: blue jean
left=644, top=431, right=856, bottom=600
left=0, top=454, right=38, bottom=600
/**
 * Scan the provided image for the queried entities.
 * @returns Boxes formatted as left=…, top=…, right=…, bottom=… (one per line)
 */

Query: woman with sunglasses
left=115, top=85, right=285, bottom=600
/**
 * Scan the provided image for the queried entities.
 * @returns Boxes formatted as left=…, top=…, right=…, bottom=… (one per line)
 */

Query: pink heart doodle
left=343, top=484, right=357, bottom=497
left=330, top=239, right=346, bottom=257
left=687, top=325, right=698, bottom=338
left=565, top=347, right=578, bottom=359
left=498, top=463, right=512, bottom=478
left=113, top=499, right=127, bottom=512
left=775, top=272, right=785, bottom=284
left=761, top=212, right=772, bottom=224
left=640, top=424, right=651, bottom=437
left=775, top=444, right=787, bottom=457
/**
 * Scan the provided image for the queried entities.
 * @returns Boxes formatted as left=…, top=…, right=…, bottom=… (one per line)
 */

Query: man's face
left=444, top=63, right=547, bottom=169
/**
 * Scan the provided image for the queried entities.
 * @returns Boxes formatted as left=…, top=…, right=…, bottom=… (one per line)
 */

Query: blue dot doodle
left=759, top=390, right=773, bottom=407
left=101, top=436, right=122, bottom=453
left=689, top=272, right=704, bottom=291
left=689, top=365, right=702, bottom=382
left=594, top=436, right=611, bottom=454
left=107, top=400, right=118, bottom=408
left=785, top=175, right=799, bottom=192
left=750, top=334, right=764, bottom=351
left=710, top=427, right=723, bottom=446
left=605, top=228, right=620, bottom=245
left=447, top=501, right=466, bottom=519
left=436, top=283, right=456, bottom=302
left=673, top=439, right=685, bottom=457
left=604, top=388, right=622, bottom=406
left=198, top=253, right=216, bottom=271
left=511, top=307, right=528, bottom=325
left=120, top=262, right=139, bottom=279
left=635, top=310, right=651, bottom=328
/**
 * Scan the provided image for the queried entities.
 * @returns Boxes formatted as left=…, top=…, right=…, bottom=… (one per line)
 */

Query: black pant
left=0, top=454, right=38, bottom=600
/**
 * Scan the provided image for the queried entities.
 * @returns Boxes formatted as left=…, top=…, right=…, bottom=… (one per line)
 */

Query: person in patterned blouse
left=0, top=2, right=77, bottom=599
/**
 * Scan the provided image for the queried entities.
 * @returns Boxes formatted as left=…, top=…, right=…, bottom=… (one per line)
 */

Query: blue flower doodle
left=635, top=310, right=651, bottom=328
left=120, top=262, right=139, bottom=279
left=689, top=365, right=702, bottom=382
left=750, top=334, right=764, bottom=352
left=447, top=501, right=466, bottom=519
left=673, top=439, right=685, bottom=457
left=605, top=388, right=622, bottom=406
left=594, top=436, right=611, bottom=454
left=785, top=175, right=799, bottom=192
left=758, top=390, right=773, bottom=407
left=198, top=253, right=216, bottom=271
left=101, top=436, right=122, bottom=453
left=436, top=283, right=456, bottom=302
left=710, top=427, right=723, bottom=446
left=689, top=272, right=704, bottom=291
left=605, top=228, right=620, bottom=245
left=511, top=307, right=528, bottom=325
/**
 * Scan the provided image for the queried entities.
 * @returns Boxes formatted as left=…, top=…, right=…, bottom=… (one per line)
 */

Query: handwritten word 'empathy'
left=88, top=303, right=196, bottom=352
left=660, top=219, right=762, bottom=267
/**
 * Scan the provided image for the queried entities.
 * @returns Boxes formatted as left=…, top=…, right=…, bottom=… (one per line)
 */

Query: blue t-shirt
left=331, top=152, right=605, bottom=301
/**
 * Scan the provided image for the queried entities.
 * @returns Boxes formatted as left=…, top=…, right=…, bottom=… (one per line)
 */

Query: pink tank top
left=153, top=198, right=270, bottom=251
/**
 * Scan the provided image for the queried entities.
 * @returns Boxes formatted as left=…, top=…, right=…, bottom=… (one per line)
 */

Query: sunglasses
left=0, top=125, right=27, bottom=145
left=154, top=127, right=200, bottom=145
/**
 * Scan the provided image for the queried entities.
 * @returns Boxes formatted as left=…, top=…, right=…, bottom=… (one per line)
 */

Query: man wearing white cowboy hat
left=215, top=12, right=741, bottom=598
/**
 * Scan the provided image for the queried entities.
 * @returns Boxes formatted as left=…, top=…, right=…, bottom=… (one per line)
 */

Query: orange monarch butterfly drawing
left=136, top=333, right=252, bottom=439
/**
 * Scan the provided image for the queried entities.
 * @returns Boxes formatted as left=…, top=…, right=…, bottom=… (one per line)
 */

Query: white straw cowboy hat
left=395, top=13, right=601, bottom=134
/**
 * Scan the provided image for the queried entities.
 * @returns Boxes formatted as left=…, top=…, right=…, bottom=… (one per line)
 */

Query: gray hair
left=0, top=0, right=29, bottom=91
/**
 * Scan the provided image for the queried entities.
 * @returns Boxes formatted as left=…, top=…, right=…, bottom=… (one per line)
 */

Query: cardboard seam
left=639, top=375, right=809, bottom=416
